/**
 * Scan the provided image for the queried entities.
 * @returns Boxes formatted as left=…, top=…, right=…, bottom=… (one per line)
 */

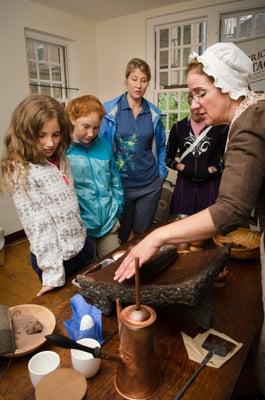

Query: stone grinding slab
left=0, top=305, right=16, bottom=354
left=77, top=246, right=229, bottom=328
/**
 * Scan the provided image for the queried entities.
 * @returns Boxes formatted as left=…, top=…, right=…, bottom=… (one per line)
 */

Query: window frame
left=24, top=29, right=77, bottom=103
left=220, top=7, right=265, bottom=43
left=152, top=17, right=207, bottom=133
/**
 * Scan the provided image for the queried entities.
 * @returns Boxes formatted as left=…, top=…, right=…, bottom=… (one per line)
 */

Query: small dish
left=3, top=304, right=56, bottom=357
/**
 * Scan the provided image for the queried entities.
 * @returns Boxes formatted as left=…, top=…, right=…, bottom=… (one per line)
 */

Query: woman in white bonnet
left=115, top=42, right=265, bottom=399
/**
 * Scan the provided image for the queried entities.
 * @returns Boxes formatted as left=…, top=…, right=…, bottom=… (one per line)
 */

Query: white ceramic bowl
left=28, top=350, right=60, bottom=387
left=71, top=338, right=101, bottom=379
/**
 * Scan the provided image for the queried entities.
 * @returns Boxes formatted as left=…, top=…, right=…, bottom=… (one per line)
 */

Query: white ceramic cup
left=71, top=338, right=101, bottom=379
left=28, top=350, right=60, bottom=388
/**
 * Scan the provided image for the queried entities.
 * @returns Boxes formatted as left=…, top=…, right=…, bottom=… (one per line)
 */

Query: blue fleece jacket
left=99, top=94, right=168, bottom=180
left=66, top=137, right=123, bottom=238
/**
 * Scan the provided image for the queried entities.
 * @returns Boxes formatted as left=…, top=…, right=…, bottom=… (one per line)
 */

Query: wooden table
left=0, top=256, right=263, bottom=400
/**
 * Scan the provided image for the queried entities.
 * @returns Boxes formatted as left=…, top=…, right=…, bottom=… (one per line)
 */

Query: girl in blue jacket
left=100, top=58, right=168, bottom=242
left=66, top=95, right=123, bottom=258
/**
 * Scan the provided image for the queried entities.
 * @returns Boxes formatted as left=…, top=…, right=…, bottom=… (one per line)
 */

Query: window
left=157, top=89, right=190, bottom=134
left=25, top=31, right=77, bottom=103
left=220, top=8, right=265, bottom=42
left=154, top=19, right=207, bottom=133
left=26, top=38, right=68, bottom=102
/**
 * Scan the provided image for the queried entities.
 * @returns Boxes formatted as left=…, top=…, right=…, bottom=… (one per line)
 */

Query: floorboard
left=0, top=240, right=39, bottom=306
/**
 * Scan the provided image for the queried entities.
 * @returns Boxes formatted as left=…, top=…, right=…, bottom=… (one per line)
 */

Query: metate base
left=77, top=246, right=228, bottom=329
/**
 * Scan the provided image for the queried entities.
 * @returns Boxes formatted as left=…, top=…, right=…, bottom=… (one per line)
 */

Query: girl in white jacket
left=0, top=94, right=94, bottom=296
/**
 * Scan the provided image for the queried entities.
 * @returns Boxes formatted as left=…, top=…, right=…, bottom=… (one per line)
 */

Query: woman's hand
left=208, top=165, right=217, bottom=174
left=114, top=209, right=217, bottom=283
left=114, top=230, right=161, bottom=283
left=37, top=285, right=55, bottom=296
left=177, top=163, right=185, bottom=171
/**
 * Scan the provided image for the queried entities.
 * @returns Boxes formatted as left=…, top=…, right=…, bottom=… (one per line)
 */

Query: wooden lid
left=35, top=368, right=87, bottom=400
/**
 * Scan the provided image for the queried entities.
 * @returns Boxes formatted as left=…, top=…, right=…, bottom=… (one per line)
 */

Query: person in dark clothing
left=166, top=95, right=228, bottom=215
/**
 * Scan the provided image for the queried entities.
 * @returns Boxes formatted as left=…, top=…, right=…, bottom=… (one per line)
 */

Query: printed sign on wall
left=239, top=37, right=265, bottom=92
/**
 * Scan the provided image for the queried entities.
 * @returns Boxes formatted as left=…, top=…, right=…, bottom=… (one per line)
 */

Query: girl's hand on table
left=37, top=285, right=55, bottom=296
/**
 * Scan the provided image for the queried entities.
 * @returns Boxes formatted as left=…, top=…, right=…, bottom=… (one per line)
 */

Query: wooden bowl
left=213, top=228, right=261, bottom=260
left=3, top=304, right=56, bottom=357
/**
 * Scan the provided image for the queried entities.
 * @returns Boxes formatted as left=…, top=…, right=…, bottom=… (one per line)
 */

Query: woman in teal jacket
left=66, top=95, right=123, bottom=258
left=100, top=58, right=168, bottom=242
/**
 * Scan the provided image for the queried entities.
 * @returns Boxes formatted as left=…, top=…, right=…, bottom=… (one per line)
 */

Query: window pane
left=171, top=48, right=181, bottom=68
left=169, top=93, right=178, bottom=110
left=223, top=17, right=237, bottom=40
left=254, top=13, right=265, bottom=35
left=52, top=65, right=61, bottom=81
left=53, top=86, right=63, bottom=99
left=30, top=84, right=39, bottom=94
left=169, top=113, right=178, bottom=130
left=199, top=22, right=207, bottom=43
left=27, top=41, right=35, bottom=60
left=171, top=27, right=179, bottom=45
left=160, top=50, right=168, bottom=69
left=177, top=26, right=181, bottom=46
left=40, top=85, right=51, bottom=96
left=160, top=29, right=169, bottom=48
left=39, top=63, right=50, bottom=80
left=183, top=25, right=191, bottom=45
left=50, top=46, right=60, bottom=63
left=170, top=70, right=180, bottom=85
left=239, top=14, right=253, bottom=37
left=29, top=61, right=37, bottom=79
left=160, top=71, right=168, bottom=88
left=183, top=47, right=191, bottom=66
left=179, top=111, right=190, bottom=120
left=37, top=44, right=49, bottom=62
left=158, top=93, right=167, bottom=111
left=182, top=70, right=187, bottom=85
left=180, top=92, right=190, bottom=109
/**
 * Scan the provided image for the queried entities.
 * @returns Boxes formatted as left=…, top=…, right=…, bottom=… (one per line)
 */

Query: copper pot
left=114, top=299, right=160, bottom=400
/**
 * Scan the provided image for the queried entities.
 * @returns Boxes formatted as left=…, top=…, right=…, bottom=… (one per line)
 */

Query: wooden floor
left=0, top=239, right=39, bottom=307
left=0, top=240, right=259, bottom=398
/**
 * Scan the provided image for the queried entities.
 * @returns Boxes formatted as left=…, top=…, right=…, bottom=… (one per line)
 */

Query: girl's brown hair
left=0, top=94, right=71, bottom=193
left=66, top=95, right=105, bottom=122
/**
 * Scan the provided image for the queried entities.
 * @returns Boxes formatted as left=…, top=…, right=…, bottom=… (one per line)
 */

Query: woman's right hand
left=114, top=230, right=162, bottom=283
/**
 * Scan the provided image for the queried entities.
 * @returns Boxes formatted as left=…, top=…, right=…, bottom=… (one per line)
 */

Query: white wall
left=0, top=0, right=97, bottom=235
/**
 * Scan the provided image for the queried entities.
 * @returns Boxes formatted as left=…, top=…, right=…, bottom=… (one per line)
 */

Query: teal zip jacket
left=99, top=94, right=168, bottom=179
left=66, top=138, right=124, bottom=238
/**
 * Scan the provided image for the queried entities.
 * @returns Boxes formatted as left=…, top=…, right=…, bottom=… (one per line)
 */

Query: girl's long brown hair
left=0, top=94, right=71, bottom=193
